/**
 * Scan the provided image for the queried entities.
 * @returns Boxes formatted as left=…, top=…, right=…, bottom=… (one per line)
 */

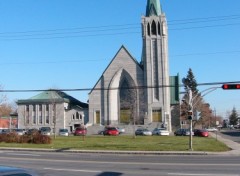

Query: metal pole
left=188, top=88, right=193, bottom=151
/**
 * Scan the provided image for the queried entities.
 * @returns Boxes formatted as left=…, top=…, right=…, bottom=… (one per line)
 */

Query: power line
left=1, top=81, right=240, bottom=93
left=0, top=14, right=240, bottom=41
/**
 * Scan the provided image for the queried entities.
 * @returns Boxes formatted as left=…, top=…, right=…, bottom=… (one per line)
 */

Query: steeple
left=146, top=0, right=162, bottom=17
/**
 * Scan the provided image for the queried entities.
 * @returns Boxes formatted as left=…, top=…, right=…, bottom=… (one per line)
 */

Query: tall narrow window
left=151, top=21, right=157, bottom=35
left=76, top=112, right=80, bottom=120
left=46, top=115, right=49, bottom=124
left=158, top=22, right=161, bottom=35
left=147, top=23, right=150, bottom=36
left=33, top=105, right=36, bottom=112
left=33, top=115, right=36, bottom=124
left=39, top=104, right=42, bottom=111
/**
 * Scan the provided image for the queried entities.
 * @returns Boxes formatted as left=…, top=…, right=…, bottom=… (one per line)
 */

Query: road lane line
left=44, top=167, right=102, bottom=173
left=7, top=153, right=41, bottom=157
left=168, top=173, right=239, bottom=176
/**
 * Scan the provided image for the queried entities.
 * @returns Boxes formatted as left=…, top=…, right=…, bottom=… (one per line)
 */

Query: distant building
left=0, top=116, right=17, bottom=129
left=17, top=90, right=88, bottom=133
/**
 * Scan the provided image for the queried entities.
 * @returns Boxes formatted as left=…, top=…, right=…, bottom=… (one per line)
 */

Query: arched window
left=76, top=112, right=80, bottom=120
left=151, top=21, right=157, bottom=35
left=147, top=23, right=150, bottom=36
left=158, top=22, right=161, bottom=35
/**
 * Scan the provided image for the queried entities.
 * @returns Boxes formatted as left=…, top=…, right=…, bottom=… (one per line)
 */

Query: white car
left=59, top=129, right=69, bottom=136
left=206, top=127, right=218, bottom=132
left=152, top=128, right=170, bottom=136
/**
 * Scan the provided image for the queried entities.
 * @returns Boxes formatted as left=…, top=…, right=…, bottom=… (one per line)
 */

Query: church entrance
left=119, top=78, right=137, bottom=124
left=152, top=109, right=162, bottom=122
left=120, top=108, right=131, bottom=124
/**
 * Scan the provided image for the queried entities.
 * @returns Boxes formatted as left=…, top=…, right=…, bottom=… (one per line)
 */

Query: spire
left=146, top=0, right=162, bottom=17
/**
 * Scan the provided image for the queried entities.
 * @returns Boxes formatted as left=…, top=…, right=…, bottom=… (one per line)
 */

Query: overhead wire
left=0, top=14, right=240, bottom=41
left=0, top=81, right=240, bottom=93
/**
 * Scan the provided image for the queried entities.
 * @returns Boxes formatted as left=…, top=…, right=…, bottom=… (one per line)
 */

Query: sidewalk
left=209, top=132, right=240, bottom=156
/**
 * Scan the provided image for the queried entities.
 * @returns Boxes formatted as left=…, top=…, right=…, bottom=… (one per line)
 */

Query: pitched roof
left=17, top=90, right=88, bottom=108
left=89, top=45, right=142, bottom=94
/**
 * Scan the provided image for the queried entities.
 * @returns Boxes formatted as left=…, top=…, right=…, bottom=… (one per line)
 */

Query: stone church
left=88, top=0, right=178, bottom=132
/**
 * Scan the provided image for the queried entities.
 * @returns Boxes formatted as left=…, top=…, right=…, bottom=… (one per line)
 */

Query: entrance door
left=152, top=109, right=162, bottom=122
left=120, top=108, right=131, bottom=124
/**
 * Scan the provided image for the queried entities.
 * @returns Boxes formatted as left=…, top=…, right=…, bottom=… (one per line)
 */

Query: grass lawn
left=0, top=135, right=230, bottom=152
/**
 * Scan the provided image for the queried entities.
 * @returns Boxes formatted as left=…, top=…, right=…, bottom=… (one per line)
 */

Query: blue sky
left=0, top=0, right=240, bottom=117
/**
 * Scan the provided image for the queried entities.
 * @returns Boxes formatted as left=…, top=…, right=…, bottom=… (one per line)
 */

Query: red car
left=194, top=129, right=209, bottom=137
left=73, top=127, right=87, bottom=136
left=103, top=127, right=119, bottom=136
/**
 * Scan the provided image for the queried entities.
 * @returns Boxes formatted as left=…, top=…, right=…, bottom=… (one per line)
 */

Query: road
left=0, top=150, right=240, bottom=176
left=219, top=129, right=240, bottom=143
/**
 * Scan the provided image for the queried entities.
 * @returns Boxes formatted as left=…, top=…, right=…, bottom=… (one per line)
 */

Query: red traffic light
left=222, top=84, right=240, bottom=90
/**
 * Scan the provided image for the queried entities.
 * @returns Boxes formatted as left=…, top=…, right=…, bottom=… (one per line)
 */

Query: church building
left=88, top=0, right=178, bottom=132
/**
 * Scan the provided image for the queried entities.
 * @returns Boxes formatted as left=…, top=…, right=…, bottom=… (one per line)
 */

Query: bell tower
left=141, top=0, right=171, bottom=131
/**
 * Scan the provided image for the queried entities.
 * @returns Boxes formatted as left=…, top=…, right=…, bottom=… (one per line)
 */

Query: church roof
left=89, top=45, right=142, bottom=94
left=146, top=0, right=162, bottom=17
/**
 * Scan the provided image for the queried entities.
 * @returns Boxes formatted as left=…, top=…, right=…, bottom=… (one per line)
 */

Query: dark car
left=73, top=127, right=87, bottom=136
left=103, top=127, right=119, bottom=136
left=135, top=128, right=152, bottom=136
left=26, top=128, right=39, bottom=135
left=194, top=129, right=209, bottom=137
left=174, top=128, right=194, bottom=136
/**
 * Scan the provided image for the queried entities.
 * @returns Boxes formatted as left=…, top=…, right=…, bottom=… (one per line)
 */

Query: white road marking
left=7, top=153, right=41, bottom=157
left=168, top=173, right=239, bottom=176
left=44, top=167, right=102, bottom=173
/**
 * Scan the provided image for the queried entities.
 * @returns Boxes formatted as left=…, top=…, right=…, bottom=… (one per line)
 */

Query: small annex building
left=17, top=90, right=88, bottom=133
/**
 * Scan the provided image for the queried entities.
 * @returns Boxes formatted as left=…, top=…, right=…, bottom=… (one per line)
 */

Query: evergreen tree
left=182, top=68, right=198, bottom=93
left=229, top=107, right=238, bottom=126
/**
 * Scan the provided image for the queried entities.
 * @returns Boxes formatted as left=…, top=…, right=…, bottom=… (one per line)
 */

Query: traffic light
left=222, top=84, right=240, bottom=90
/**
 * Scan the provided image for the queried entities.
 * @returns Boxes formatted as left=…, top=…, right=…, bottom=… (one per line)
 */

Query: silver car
left=59, top=128, right=69, bottom=136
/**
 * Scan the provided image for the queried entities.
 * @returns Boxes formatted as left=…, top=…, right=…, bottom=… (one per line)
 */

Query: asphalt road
left=0, top=150, right=240, bottom=176
left=219, top=129, right=240, bottom=143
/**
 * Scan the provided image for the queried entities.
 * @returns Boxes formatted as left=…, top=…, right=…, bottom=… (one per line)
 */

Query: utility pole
left=187, top=88, right=193, bottom=151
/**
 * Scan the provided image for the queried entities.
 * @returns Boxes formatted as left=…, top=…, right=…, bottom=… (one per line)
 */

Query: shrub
left=0, top=133, right=52, bottom=144
left=32, top=134, right=51, bottom=144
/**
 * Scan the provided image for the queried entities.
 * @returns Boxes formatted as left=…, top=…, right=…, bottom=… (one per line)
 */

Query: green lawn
left=0, top=135, right=230, bottom=152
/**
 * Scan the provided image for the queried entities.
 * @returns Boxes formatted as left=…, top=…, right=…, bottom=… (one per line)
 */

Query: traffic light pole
left=187, top=86, right=219, bottom=151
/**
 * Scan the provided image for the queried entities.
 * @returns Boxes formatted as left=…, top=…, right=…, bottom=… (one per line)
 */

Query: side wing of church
left=88, top=0, right=172, bottom=131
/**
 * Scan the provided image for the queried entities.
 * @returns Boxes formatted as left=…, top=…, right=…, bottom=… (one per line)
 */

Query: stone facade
left=88, top=0, right=172, bottom=131
left=17, top=90, right=88, bottom=133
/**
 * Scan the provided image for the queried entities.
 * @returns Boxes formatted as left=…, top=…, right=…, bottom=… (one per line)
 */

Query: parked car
left=74, top=127, right=87, bottom=136
left=25, top=128, right=39, bottom=135
left=1, top=129, right=11, bottom=134
left=116, top=127, right=125, bottom=134
left=39, top=127, right=51, bottom=136
left=135, top=128, right=152, bottom=136
left=152, top=128, right=170, bottom=136
left=194, top=129, right=209, bottom=137
left=13, top=129, right=25, bottom=135
left=205, top=127, right=218, bottom=132
left=174, top=128, right=194, bottom=136
left=103, top=127, right=119, bottom=136
left=59, top=128, right=69, bottom=136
